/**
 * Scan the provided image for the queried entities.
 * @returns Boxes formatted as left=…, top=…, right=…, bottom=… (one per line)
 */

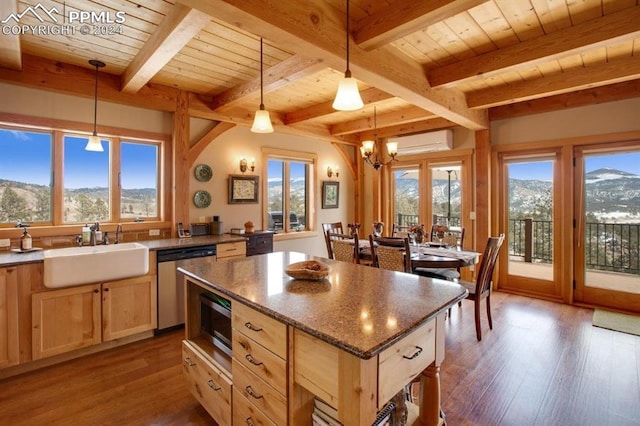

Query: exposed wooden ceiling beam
left=467, top=56, right=640, bottom=109
left=330, top=106, right=435, bottom=136
left=357, top=117, right=456, bottom=140
left=188, top=121, right=236, bottom=166
left=353, top=0, right=487, bottom=51
left=121, top=4, right=210, bottom=94
left=0, top=0, right=22, bottom=70
left=0, top=54, right=179, bottom=111
left=429, top=5, right=640, bottom=88
left=210, top=55, right=326, bottom=112
left=489, top=79, right=640, bottom=120
left=284, top=87, right=393, bottom=124
left=177, top=0, right=488, bottom=130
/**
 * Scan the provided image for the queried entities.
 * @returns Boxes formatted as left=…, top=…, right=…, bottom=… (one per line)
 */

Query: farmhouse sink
left=43, top=243, right=149, bottom=288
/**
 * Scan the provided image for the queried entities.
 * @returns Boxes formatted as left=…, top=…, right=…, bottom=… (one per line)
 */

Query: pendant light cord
left=93, top=62, right=98, bottom=135
left=259, top=37, right=264, bottom=110
left=345, top=0, right=351, bottom=78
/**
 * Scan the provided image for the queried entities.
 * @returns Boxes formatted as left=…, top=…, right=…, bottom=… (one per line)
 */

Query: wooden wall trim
left=475, top=130, right=490, bottom=254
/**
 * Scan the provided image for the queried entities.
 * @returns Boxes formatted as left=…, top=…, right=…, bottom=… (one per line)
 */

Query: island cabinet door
left=102, top=275, right=157, bottom=342
left=32, top=284, right=102, bottom=360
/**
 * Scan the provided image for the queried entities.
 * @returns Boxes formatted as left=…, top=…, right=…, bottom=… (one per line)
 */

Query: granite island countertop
left=178, top=251, right=468, bottom=360
left=0, top=234, right=247, bottom=267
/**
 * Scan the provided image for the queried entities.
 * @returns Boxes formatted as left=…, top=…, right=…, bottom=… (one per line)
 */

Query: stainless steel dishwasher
left=156, top=245, right=216, bottom=333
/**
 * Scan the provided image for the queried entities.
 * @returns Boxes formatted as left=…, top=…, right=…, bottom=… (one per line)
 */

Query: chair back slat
left=474, top=234, right=505, bottom=296
left=322, top=222, right=344, bottom=259
left=327, top=232, right=358, bottom=263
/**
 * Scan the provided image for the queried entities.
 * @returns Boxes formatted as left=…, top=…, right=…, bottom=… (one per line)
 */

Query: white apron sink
left=43, top=242, right=149, bottom=288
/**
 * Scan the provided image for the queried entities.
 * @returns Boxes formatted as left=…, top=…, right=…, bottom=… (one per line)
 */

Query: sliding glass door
left=574, top=145, right=640, bottom=312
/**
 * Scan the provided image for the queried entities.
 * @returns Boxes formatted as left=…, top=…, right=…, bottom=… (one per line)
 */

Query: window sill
left=273, top=230, right=318, bottom=241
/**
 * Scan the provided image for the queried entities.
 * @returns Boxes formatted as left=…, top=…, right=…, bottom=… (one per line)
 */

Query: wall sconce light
left=240, top=157, right=255, bottom=173
left=327, top=166, right=340, bottom=178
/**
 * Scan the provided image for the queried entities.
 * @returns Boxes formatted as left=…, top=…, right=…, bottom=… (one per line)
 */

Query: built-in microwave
left=199, top=292, right=232, bottom=357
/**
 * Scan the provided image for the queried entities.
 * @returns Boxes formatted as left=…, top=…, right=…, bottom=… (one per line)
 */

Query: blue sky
left=0, top=129, right=157, bottom=188
left=509, top=152, right=640, bottom=181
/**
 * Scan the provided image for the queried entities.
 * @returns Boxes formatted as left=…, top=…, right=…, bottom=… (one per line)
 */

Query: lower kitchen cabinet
left=0, top=266, right=19, bottom=369
left=32, top=275, right=157, bottom=360
left=32, top=283, right=102, bottom=360
left=102, top=274, right=157, bottom=341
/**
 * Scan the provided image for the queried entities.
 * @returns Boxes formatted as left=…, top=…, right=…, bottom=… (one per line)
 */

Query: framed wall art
left=228, top=174, right=259, bottom=204
left=322, top=181, right=339, bottom=209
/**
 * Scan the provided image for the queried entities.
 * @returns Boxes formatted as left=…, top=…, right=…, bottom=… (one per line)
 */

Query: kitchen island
left=178, top=251, right=467, bottom=425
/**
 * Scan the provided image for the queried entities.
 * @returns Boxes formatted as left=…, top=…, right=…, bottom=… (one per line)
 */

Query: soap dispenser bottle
left=82, top=224, right=90, bottom=244
left=20, top=227, right=32, bottom=251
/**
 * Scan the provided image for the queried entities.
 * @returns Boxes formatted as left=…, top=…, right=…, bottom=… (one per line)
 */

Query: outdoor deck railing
left=509, top=218, right=640, bottom=275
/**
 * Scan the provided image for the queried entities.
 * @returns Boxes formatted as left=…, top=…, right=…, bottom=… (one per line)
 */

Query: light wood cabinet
left=32, top=274, right=157, bottom=360
left=0, top=267, right=20, bottom=369
left=32, top=283, right=102, bottom=360
left=232, top=300, right=288, bottom=425
left=102, top=274, right=157, bottom=341
left=216, top=241, right=246, bottom=259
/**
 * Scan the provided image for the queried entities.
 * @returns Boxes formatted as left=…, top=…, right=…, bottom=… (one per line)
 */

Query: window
left=264, top=148, right=316, bottom=233
left=393, top=168, right=420, bottom=232
left=0, top=128, right=52, bottom=224
left=0, top=118, right=164, bottom=227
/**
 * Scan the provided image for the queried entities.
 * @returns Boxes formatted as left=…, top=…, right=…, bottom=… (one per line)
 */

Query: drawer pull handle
left=245, top=354, right=263, bottom=366
left=245, top=385, right=264, bottom=399
left=244, top=322, right=263, bottom=332
left=183, top=357, right=195, bottom=367
left=245, top=417, right=255, bottom=426
left=402, top=346, right=423, bottom=360
left=207, top=379, right=221, bottom=391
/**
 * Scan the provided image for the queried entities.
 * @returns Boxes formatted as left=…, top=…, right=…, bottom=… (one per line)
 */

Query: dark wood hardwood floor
left=1, top=291, right=639, bottom=425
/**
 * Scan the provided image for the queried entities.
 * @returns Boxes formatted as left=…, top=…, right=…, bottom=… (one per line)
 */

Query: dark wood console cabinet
left=245, top=231, right=274, bottom=256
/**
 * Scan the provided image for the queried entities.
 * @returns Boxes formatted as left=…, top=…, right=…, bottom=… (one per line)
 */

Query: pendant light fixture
left=332, top=0, right=363, bottom=111
left=85, top=59, right=106, bottom=152
left=251, top=37, right=274, bottom=133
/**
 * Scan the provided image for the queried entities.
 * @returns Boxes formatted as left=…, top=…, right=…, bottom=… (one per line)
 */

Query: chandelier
left=360, top=107, right=398, bottom=170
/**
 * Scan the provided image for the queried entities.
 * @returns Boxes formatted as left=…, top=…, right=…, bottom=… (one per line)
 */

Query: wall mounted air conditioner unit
left=389, top=129, right=453, bottom=155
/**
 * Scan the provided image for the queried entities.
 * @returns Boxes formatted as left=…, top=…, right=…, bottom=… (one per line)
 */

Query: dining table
left=409, top=243, right=481, bottom=270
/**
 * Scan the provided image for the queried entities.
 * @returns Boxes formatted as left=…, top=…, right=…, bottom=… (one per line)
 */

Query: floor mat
left=592, top=309, right=640, bottom=336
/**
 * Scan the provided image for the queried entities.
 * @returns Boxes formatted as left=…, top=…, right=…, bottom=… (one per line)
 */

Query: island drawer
left=182, top=341, right=232, bottom=426
left=232, top=302, right=287, bottom=359
left=216, top=242, right=247, bottom=259
left=233, top=359, right=287, bottom=425
left=377, top=320, right=436, bottom=405
left=233, top=388, right=278, bottom=426
left=233, top=331, right=287, bottom=395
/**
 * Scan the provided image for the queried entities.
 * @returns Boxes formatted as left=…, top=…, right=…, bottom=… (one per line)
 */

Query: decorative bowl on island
left=284, top=260, right=330, bottom=281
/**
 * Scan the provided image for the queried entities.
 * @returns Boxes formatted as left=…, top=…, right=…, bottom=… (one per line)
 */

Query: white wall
left=189, top=120, right=354, bottom=257
left=0, top=82, right=171, bottom=133
left=491, top=97, right=640, bottom=145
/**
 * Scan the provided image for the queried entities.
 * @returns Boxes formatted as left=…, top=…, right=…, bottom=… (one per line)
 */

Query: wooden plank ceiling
left=1, top=0, right=639, bottom=145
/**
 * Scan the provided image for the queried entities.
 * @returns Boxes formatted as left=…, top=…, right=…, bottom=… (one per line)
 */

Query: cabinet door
left=102, top=275, right=157, bottom=341
left=0, top=267, right=19, bottom=369
left=32, top=284, right=102, bottom=360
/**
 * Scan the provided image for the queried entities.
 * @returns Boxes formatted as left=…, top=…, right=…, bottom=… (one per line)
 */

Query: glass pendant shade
left=333, top=76, right=363, bottom=111
left=251, top=107, right=274, bottom=133
left=85, top=134, right=103, bottom=152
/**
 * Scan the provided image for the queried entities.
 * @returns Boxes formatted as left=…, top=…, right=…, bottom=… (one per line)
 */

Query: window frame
left=262, top=147, right=317, bottom=236
left=0, top=113, right=169, bottom=232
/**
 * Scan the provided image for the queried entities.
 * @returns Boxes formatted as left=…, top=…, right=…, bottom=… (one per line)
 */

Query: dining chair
left=369, top=235, right=412, bottom=272
left=327, top=232, right=358, bottom=263
left=455, top=234, right=505, bottom=341
left=391, top=224, right=410, bottom=238
left=322, top=222, right=344, bottom=259
left=415, top=226, right=466, bottom=280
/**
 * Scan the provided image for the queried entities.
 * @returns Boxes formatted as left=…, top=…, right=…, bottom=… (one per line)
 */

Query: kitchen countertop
left=0, top=234, right=248, bottom=267
left=178, top=251, right=467, bottom=359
